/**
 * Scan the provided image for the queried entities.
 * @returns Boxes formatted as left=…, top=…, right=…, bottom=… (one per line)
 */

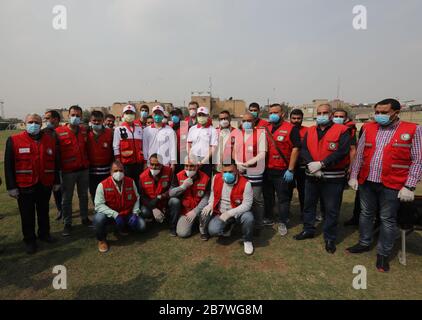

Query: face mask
left=374, top=114, right=392, bottom=126
left=140, top=111, right=148, bottom=118
left=123, top=114, right=135, bottom=123
left=150, top=169, right=161, bottom=176
left=171, top=115, right=180, bottom=124
left=250, top=111, right=259, bottom=119
left=269, top=114, right=280, bottom=123
left=219, top=119, right=230, bottom=128
left=316, top=115, right=330, bottom=125
left=242, top=122, right=253, bottom=130
left=46, top=122, right=55, bottom=129
left=189, top=110, right=197, bottom=117
left=69, top=116, right=81, bottom=126
left=197, top=116, right=208, bottom=125
left=26, top=123, right=41, bottom=135
left=153, top=114, right=164, bottom=123
left=332, top=117, right=345, bottom=125
left=112, top=172, right=124, bottom=182
left=185, top=170, right=196, bottom=178
left=223, top=172, right=236, bottom=184
left=162, top=118, right=168, bottom=124
left=91, top=124, right=103, bottom=131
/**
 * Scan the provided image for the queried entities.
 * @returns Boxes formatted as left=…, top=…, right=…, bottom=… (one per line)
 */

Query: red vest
left=101, top=176, right=137, bottom=216
left=212, top=173, right=248, bottom=215
left=299, top=126, right=308, bottom=141
left=176, top=171, right=210, bottom=215
left=139, top=166, right=172, bottom=209
left=11, top=131, right=56, bottom=188
left=87, top=128, right=113, bottom=167
left=119, top=122, right=144, bottom=165
left=256, top=118, right=270, bottom=128
left=307, top=124, right=350, bottom=170
left=217, top=127, right=237, bottom=164
left=345, top=121, right=357, bottom=140
left=358, top=121, right=418, bottom=190
left=56, top=125, right=89, bottom=173
left=234, top=129, right=259, bottom=164
left=266, top=121, right=295, bottom=170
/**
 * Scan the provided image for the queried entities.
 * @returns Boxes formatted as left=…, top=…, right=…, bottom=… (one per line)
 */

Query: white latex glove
left=53, top=184, right=61, bottom=192
left=308, top=161, right=323, bottom=174
left=348, top=178, right=359, bottom=191
left=398, top=187, right=415, bottom=202
left=185, top=210, right=197, bottom=224
left=8, top=189, right=19, bottom=199
left=181, top=178, right=194, bottom=190
left=152, top=208, right=165, bottom=223
left=219, top=212, right=231, bottom=222
left=201, top=206, right=213, bottom=217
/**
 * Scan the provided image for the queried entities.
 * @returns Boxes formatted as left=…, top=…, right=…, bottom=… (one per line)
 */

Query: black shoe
left=262, top=218, right=274, bottom=226
left=170, top=229, right=177, bottom=237
left=346, top=243, right=370, bottom=254
left=62, top=224, right=72, bottom=237
left=200, top=234, right=209, bottom=241
left=293, top=231, right=315, bottom=241
left=344, top=218, right=359, bottom=227
left=25, top=242, right=37, bottom=255
left=325, top=240, right=336, bottom=254
left=376, top=254, right=390, bottom=272
left=81, top=218, right=94, bottom=228
left=39, top=235, right=57, bottom=244
left=55, top=211, right=62, bottom=221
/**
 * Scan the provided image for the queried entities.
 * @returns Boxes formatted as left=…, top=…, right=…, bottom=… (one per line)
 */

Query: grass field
left=0, top=130, right=421, bottom=300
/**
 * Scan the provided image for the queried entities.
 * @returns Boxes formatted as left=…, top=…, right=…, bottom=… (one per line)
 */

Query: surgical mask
left=162, top=118, right=168, bottom=124
left=150, top=169, right=161, bottom=176
left=123, top=114, right=135, bottom=123
left=332, top=117, right=345, bottom=125
left=91, top=124, right=103, bottom=131
left=140, top=111, right=148, bottom=118
left=219, top=119, right=230, bottom=128
left=69, top=116, right=81, bottom=126
left=46, top=122, right=55, bottom=129
left=242, top=122, right=253, bottom=130
left=197, top=116, right=208, bottom=125
left=269, top=114, right=280, bottom=123
left=26, top=123, right=41, bottom=135
left=189, top=110, right=197, bottom=117
left=185, top=170, right=196, bottom=178
left=223, top=172, right=236, bottom=184
left=250, top=111, right=259, bottom=119
left=112, top=172, right=124, bottom=182
left=171, top=115, right=180, bottom=124
left=316, top=115, right=330, bottom=125
left=374, top=114, right=392, bottom=126
left=153, top=114, right=164, bottom=123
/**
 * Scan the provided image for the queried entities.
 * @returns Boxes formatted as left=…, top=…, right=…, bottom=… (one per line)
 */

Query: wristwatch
left=405, top=186, right=416, bottom=192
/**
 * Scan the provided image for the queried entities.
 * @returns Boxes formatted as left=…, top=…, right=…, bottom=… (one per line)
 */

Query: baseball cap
left=197, top=106, right=209, bottom=115
left=123, top=105, right=136, bottom=114
left=152, top=105, right=165, bottom=113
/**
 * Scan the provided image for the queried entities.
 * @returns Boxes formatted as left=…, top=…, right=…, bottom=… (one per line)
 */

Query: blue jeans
left=359, top=182, right=400, bottom=257
left=207, top=211, right=254, bottom=242
left=303, top=178, right=345, bottom=241
left=263, top=171, right=293, bottom=224
left=93, top=212, right=146, bottom=241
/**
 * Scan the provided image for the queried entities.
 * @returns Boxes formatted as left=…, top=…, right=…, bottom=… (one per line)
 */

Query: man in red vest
left=104, top=114, right=116, bottom=130
left=56, top=105, right=92, bottom=237
left=93, top=161, right=145, bottom=253
left=293, top=103, right=351, bottom=254
left=248, top=102, right=270, bottom=129
left=214, top=110, right=239, bottom=172
left=201, top=162, right=254, bottom=255
left=5, top=113, right=60, bottom=254
left=263, top=104, right=301, bottom=237
left=347, top=99, right=422, bottom=272
left=139, top=154, right=173, bottom=228
left=168, top=157, right=211, bottom=238
left=87, top=111, right=114, bottom=203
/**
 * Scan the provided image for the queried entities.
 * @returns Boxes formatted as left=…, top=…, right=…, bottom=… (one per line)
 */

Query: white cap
left=123, top=105, right=136, bottom=114
left=152, top=105, right=165, bottom=113
left=197, top=106, right=209, bottom=115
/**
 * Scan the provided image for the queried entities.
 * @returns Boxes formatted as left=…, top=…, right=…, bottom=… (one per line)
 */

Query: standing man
left=185, top=101, right=199, bottom=128
left=214, top=110, right=238, bottom=172
left=87, top=111, right=114, bottom=203
left=5, top=114, right=60, bottom=254
left=249, top=102, right=270, bottom=129
left=294, top=104, right=351, bottom=254
left=104, top=114, right=116, bottom=130
left=187, top=106, right=218, bottom=177
left=143, top=105, right=177, bottom=170
left=56, top=105, right=92, bottom=237
left=135, top=105, right=150, bottom=128
left=113, top=105, right=144, bottom=191
left=332, top=108, right=357, bottom=169
left=263, top=104, right=301, bottom=237
left=347, top=99, right=422, bottom=272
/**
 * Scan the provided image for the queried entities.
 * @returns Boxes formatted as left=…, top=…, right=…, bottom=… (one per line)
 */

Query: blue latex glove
left=283, top=170, right=294, bottom=183
left=115, top=215, right=126, bottom=230
left=128, top=214, right=139, bottom=229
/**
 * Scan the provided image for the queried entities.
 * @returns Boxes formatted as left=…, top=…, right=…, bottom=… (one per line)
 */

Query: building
left=191, top=92, right=246, bottom=117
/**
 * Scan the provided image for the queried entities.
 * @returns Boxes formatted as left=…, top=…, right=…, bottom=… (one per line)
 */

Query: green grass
left=0, top=130, right=421, bottom=300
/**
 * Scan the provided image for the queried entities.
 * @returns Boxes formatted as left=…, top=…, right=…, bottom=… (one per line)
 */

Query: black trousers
left=17, top=183, right=52, bottom=244
left=124, top=163, right=142, bottom=192
left=89, top=174, right=109, bottom=204
left=289, top=167, right=306, bottom=214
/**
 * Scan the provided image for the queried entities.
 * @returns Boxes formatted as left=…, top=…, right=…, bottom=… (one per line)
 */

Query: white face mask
left=189, top=110, right=197, bottom=117
left=123, top=114, right=135, bottom=123
left=219, top=119, right=230, bottom=128
left=150, top=169, right=161, bottom=176
left=112, top=172, right=124, bottom=182
left=185, top=170, right=196, bottom=178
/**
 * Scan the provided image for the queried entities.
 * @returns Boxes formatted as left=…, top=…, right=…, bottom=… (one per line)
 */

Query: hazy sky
left=1, top=0, right=421, bottom=118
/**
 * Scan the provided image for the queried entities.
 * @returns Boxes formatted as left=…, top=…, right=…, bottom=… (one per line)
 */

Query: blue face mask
left=153, top=114, right=164, bottom=123
left=171, top=115, right=180, bottom=124
left=242, top=122, right=253, bottom=130
left=269, top=114, right=280, bottom=123
left=46, top=122, right=55, bottom=129
left=223, top=172, right=236, bottom=184
left=141, top=111, right=148, bottom=118
left=26, top=123, right=41, bottom=135
left=91, top=124, right=103, bottom=131
left=316, top=115, right=330, bottom=125
left=70, top=116, right=81, bottom=126
left=250, top=111, right=259, bottom=119
left=332, top=117, right=345, bottom=125
left=374, top=114, right=391, bottom=126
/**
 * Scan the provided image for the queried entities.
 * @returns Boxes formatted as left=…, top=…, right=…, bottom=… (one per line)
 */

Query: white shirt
left=143, top=124, right=177, bottom=166
left=187, top=124, right=218, bottom=159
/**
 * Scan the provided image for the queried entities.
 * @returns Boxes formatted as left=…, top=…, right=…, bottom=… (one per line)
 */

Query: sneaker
left=278, top=223, right=288, bottom=237
left=82, top=218, right=94, bottom=228
left=62, top=224, right=72, bottom=237
left=200, top=234, right=209, bottom=241
left=98, top=241, right=109, bottom=253
left=346, top=243, right=371, bottom=254
left=170, top=229, right=177, bottom=237
left=244, top=241, right=254, bottom=255
left=376, top=254, right=390, bottom=272
left=262, top=218, right=274, bottom=226
left=25, top=242, right=37, bottom=255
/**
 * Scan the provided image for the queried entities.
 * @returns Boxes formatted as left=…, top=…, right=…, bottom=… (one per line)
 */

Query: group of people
left=3, top=98, right=421, bottom=273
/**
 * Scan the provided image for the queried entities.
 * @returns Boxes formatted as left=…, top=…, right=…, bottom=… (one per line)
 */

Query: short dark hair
left=69, top=105, right=83, bottom=114
left=249, top=102, right=260, bottom=110
left=290, top=109, right=304, bottom=118
left=189, top=101, right=199, bottom=108
left=105, top=114, right=115, bottom=121
left=146, top=115, right=153, bottom=121
left=375, top=98, right=401, bottom=111
left=333, top=108, right=348, bottom=118
left=46, top=110, right=61, bottom=121
left=90, top=110, right=104, bottom=119
left=140, top=105, right=149, bottom=111
left=171, top=108, right=183, bottom=117
left=219, top=110, right=231, bottom=118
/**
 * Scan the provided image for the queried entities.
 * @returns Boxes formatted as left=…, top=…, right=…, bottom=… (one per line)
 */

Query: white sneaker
left=244, top=241, right=254, bottom=255
left=278, top=223, right=288, bottom=236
